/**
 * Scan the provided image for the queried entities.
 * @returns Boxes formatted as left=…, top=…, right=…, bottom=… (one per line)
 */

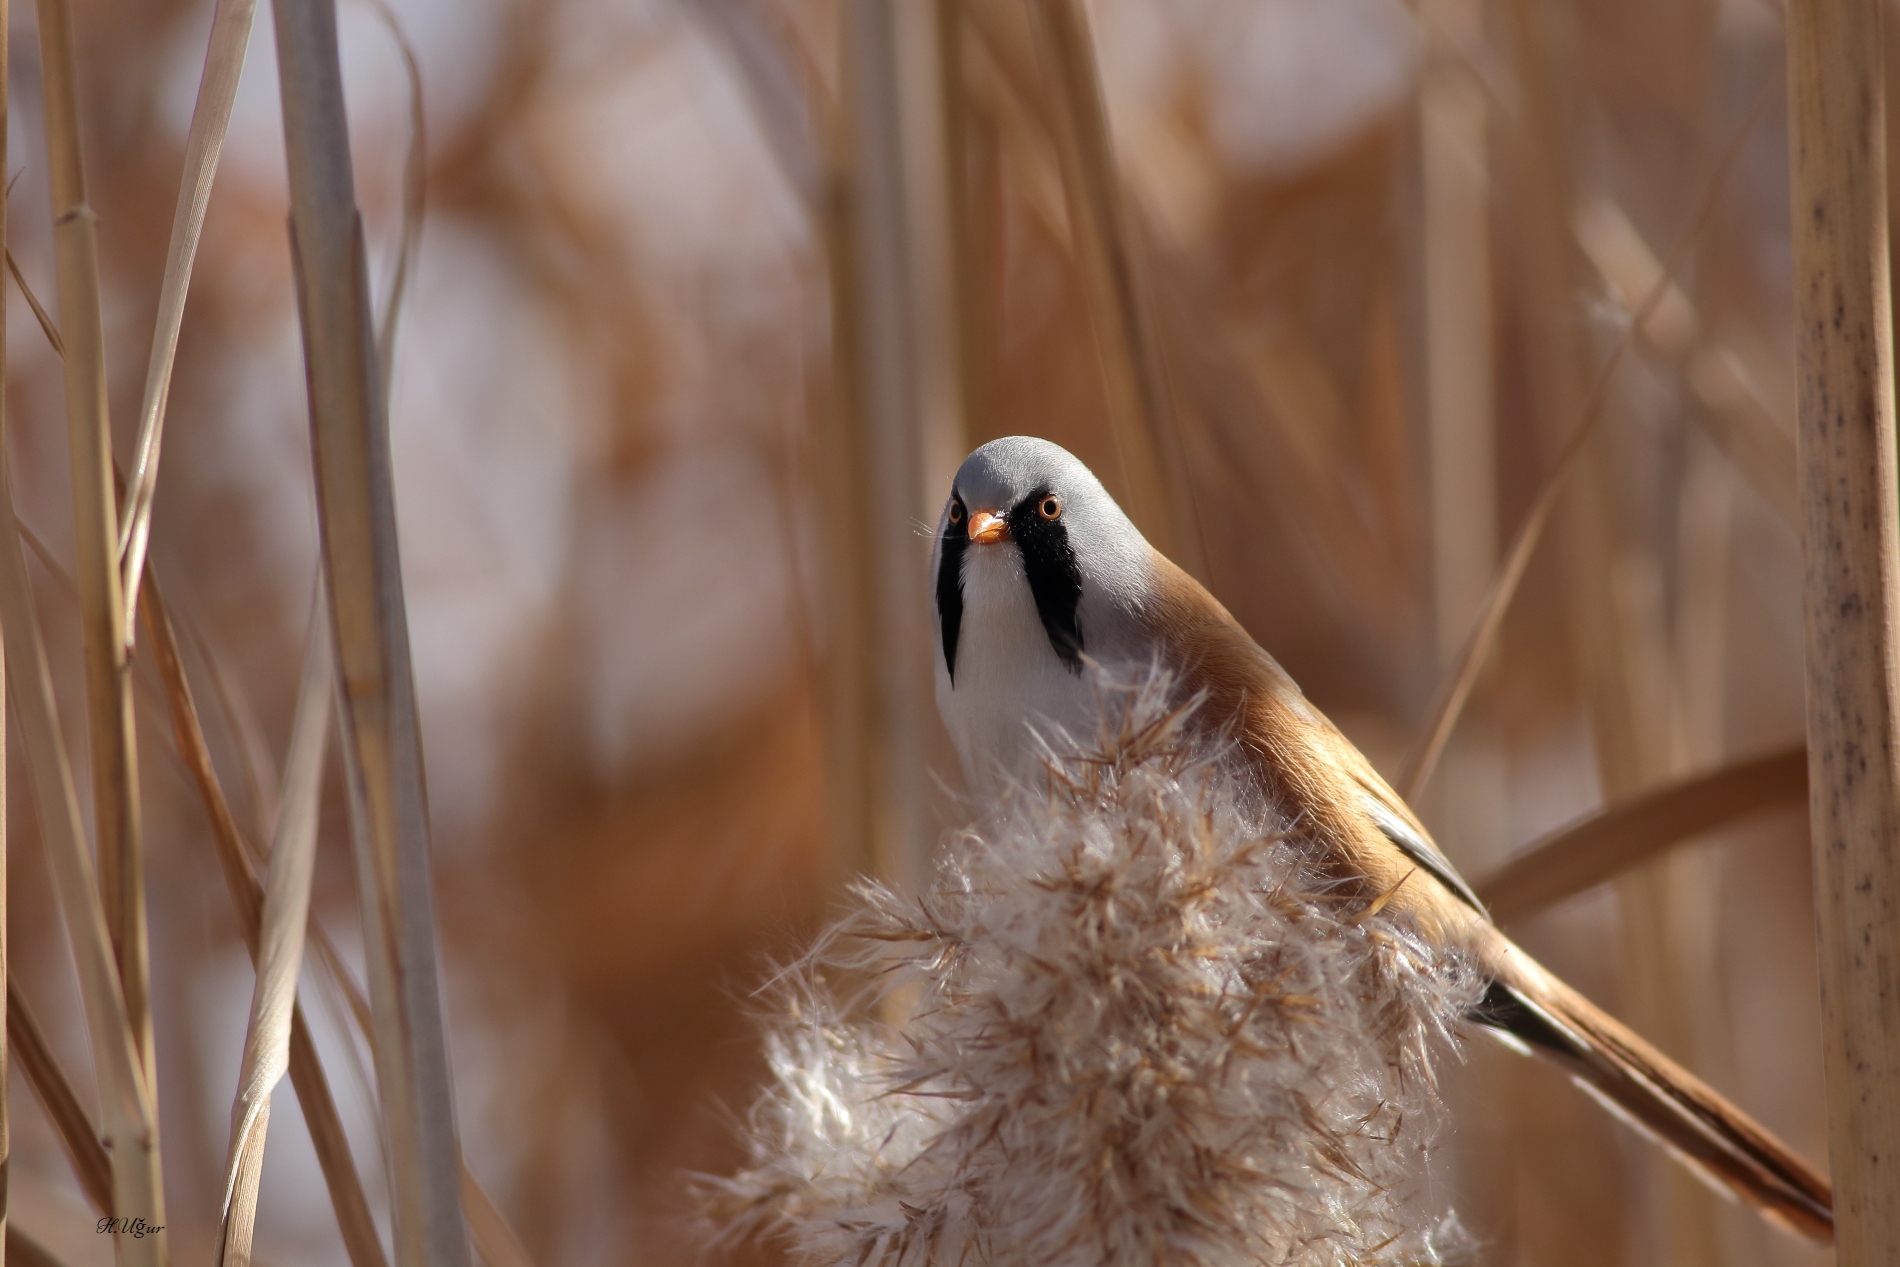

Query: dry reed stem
left=1022, top=0, right=1198, bottom=574
left=0, top=448, right=163, bottom=1267
left=837, top=0, right=935, bottom=883
left=360, top=0, right=424, bottom=388
left=118, top=0, right=259, bottom=631
left=1475, top=745, right=1807, bottom=924
left=6, top=1228, right=66, bottom=1267
left=215, top=599, right=332, bottom=1267
left=935, top=0, right=984, bottom=444
left=459, top=1175, right=539, bottom=1267
left=1396, top=75, right=1779, bottom=803
left=7, top=982, right=110, bottom=1215
left=5, top=252, right=61, bottom=357
left=1573, top=197, right=1800, bottom=526
left=4, top=225, right=369, bottom=1254
left=959, top=5, right=1070, bottom=250
left=1787, top=0, right=1900, bottom=1257
left=272, top=0, right=470, bottom=1259
left=1420, top=0, right=1497, bottom=663
left=140, top=579, right=388, bottom=1267
left=689, top=0, right=826, bottom=207
left=35, top=0, right=155, bottom=1115
left=817, top=20, right=881, bottom=885
left=142, top=576, right=532, bottom=1267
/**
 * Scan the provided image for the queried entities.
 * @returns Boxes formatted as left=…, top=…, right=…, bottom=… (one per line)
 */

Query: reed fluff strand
left=711, top=676, right=1481, bottom=1267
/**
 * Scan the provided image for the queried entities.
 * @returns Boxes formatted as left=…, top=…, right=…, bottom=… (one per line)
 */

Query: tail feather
left=1475, top=962, right=1833, bottom=1244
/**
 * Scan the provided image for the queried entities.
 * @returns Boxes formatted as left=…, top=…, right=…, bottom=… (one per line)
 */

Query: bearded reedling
left=930, top=435, right=1831, bottom=1242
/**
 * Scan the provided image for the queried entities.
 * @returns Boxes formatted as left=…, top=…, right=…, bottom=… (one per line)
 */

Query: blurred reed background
left=0, top=0, right=1846, bottom=1264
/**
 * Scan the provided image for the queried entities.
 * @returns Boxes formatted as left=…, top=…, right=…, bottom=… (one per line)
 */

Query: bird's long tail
left=1474, top=940, right=1832, bottom=1244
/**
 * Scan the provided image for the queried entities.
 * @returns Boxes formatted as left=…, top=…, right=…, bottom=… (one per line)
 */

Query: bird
left=929, top=434, right=1832, bottom=1243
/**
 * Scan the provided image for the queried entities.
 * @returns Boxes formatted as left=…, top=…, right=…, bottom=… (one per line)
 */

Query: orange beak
left=967, top=509, right=1009, bottom=544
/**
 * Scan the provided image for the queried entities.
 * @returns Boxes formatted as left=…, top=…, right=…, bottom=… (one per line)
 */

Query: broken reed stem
left=1786, top=0, right=1900, bottom=1259
left=118, top=0, right=260, bottom=629
left=34, top=0, right=155, bottom=1102
left=271, top=0, right=471, bottom=1262
left=141, top=577, right=388, bottom=1267
left=1024, top=0, right=1199, bottom=574
left=215, top=598, right=331, bottom=1267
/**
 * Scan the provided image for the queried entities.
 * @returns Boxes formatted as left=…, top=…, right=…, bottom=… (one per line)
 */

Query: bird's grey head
left=931, top=436, right=1152, bottom=688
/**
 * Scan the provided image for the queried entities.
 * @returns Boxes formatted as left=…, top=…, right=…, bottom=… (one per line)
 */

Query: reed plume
left=712, top=674, right=1480, bottom=1267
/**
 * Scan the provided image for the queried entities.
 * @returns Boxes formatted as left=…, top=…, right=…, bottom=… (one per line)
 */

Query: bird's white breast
left=935, top=539, right=1101, bottom=801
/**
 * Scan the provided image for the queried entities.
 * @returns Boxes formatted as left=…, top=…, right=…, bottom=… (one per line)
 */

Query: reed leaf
left=271, top=0, right=470, bottom=1259
left=215, top=592, right=332, bottom=1267
left=118, top=0, right=260, bottom=631
left=1476, top=746, right=1808, bottom=924
left=0, top=431, right=162, bottom=1267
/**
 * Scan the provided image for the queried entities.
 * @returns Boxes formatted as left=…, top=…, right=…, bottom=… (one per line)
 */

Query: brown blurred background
left=1, top=0, right=1835, bottom=1264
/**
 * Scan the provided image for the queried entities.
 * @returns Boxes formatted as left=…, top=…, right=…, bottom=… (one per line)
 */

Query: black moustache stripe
left=1010, top=487, right=1084, bottom=673
left=937, top=493, right=968, bottom=683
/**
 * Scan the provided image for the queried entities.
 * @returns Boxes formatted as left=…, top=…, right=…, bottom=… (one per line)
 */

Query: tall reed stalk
left=271, top=0, right=470, bottom=1262
left=35, top=0, right=153, bottom=1100
left=1024, top=0, right=1196, bottom=574
left=1787, top=0, right=1900, bottom=1259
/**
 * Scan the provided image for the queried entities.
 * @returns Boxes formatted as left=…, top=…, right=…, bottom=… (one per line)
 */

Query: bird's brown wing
left=1143, top=553, right=1834, bottom=1242
left=1142, top=554, right=1483, bottom=937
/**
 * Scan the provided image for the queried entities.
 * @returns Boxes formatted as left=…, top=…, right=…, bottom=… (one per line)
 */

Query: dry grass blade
left=117, top=0, right=259, bottom=633
left=272, top=0, right=470, bottom=1259
left=1021, top=0, right=1197, bottom=572
left=1476, top=746, right=1807, bottom=924
left=0, top=446, right=163, bottom=1263
left=35, top=0, right=156, bottom=1116
left=359, top=0, right=424, bottom=389
left=216, top=595, right=331, bottom=1267
left=7, top=981, right=111, bottom=1215
left=460, top=1176, right=539, bottom=1267
left=1395, top=74, right=1780, bottom=803
left=141, top=577, right=387, bottom=1267
left=6, top=250, right=63, bottom=357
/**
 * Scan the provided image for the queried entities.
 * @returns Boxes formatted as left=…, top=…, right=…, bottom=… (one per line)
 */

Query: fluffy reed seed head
left=710, top=674, right=1481, bottom=1266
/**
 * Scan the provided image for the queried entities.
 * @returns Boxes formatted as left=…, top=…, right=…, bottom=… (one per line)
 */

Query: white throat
left=935, top=539, right=1101, bottom=801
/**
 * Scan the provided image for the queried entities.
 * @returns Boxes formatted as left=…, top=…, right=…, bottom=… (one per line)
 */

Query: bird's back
left=1136, top=551, right=1832, bottom=1239
left=1138, top=552, right=1483, bottom=944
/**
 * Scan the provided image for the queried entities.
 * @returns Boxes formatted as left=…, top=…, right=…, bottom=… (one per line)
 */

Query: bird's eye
left=1038, top=495, right=1062, bottom=521
left=949, top=502, right=965, bottom=525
